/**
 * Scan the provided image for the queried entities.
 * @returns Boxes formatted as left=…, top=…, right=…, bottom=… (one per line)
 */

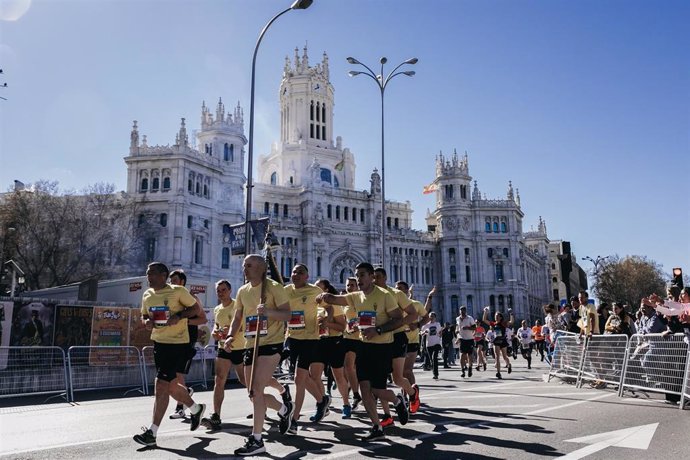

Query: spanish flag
left=423, top=183, right=438, bottom=195
left=334, top=159, right=345, bottom=171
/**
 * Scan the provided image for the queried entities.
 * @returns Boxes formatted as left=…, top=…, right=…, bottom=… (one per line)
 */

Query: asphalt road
left=1, top=358, right=689, bottom=459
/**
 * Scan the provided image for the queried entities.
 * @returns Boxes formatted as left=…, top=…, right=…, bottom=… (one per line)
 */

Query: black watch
left=375, top=326, right=383, bottom=335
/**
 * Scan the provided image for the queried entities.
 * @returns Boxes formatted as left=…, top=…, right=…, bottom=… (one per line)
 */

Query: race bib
left=347, top=317, right=359, bottom=332
left=495, top=329, right=503, bottom=338
left=358, top=311, right=376, bottom=329
left=244, top=315, right=268, bottom=337
left=288, top=311, right=306, bottom=330
left=150, top=306, right=170, bottom=328
left=429, top=326, right=438, bottom=336
left=542, top=326, right=550, bottom=336
left=521, top=332, right=529, bottom=339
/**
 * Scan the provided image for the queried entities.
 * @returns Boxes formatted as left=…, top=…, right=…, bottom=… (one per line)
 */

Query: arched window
left=151, top=177, right=160, bottom=191
left=336, top=205, right=340, bottom=220
left=498, top=295, right=505, bottom=310
left=203, top=184, right=208, bottom=197
left=264, top=202, right=269, bottom=214
left=344, top=206, right=349, bottom=221
left=140, top=178, right=149, bottom=192
left=270, top=172, right=277, bottom=185
left=229, top=144, right=234, bottom=162
left=162, top=177, right=171, bottom=190
left=493, top=222, right=499, bottom=233
left=501, top=222, right=507, bottom=233
left=394, top=218, right=399, bottom=228
left=495, top=262, right=504, bottom=282
left=187, top=215, right=193, bottom=228
left=283, top=204, right=288, bottom=217
left=222, top=248, right=230, bottom=269
left=387, top=217, right=391, bottom=229
left=552, top=277, right=558, bottom=283
left=194, top=238, right=203, bottom=264
left=196, top=182, right=201, bottom=195
left=273, top=203, right=279, bottom=216
left=224, top=143, right=231, bottom=161
left=320, top=168, right=332, bottom=184
left=352, top=208, right=357, bottom=222
left=360, top=209, right=364, bottom=222
left=449, top=248, right=456, bottom=263
left=485, top=221, right=491, bottom=232
left=327, top=204, right=332, bottom=219
left=160, top=213, right=167, bottom=227
left=450, top=265, right=457, bottom=283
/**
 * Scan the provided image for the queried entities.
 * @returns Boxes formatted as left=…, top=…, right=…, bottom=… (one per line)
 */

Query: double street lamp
left=244, top=0, right=313, bottom=256
left=346, top=56, right=418, bottom=270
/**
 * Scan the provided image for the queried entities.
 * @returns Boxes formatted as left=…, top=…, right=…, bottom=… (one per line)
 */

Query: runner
left=311, top=279, right=351, bottom=419
left=421, top=312, right=442, bottom=379
left=473, top=318, right=488, bottom=371
left=316, top=262, right=409, bottom=441
left=168, top=269, right=206, bottom=420
left=455, top=306, right=476, bottom=378
left=283, top=264, right=329, bottom=435
left=227, top=255, right=294, bottom=456
left=200, top=280, right=244, bottom=430
left=398, top=282, right=433, bottom=414
left=482, top=306, right=513, bottom=379
left=373, top=268, right=418, bottom=428
left=133, top=262, right=206, bottom=448
left=516, top=320, right=534, bottom=369
left=341, top=277, right=363, bottom=413
left=532, top=319, right=546, bottom=362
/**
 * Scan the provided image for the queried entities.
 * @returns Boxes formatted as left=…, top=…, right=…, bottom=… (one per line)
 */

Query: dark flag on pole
left=228, top=217, right=270, bottom=256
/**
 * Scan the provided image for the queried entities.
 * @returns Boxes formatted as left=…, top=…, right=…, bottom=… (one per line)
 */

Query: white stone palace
left=124, top=46, right=551, bottom=322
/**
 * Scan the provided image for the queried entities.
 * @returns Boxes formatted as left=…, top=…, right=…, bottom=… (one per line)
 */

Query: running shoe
left=169, top=407, right=185, bottom=419
left=461, top=370, right=466, bottom=378
left=432, top=374, right=438, bottom=380
left=394, top=394, right=409, bottom=425
left=496, top=372, right=502, bottom=379
left=287, top=418, right=299, bottom=436
left=201, top=412, right=222, bottom=431
left=361, top=425, right=385, bottom=441
left=410, top=384, right=421, bottom=414
left=468, top=366, right=473, bottom=377
left=133, top=427, right=156, bottom=447
left=189, top=404, right=206, bottom=431
left=483, top=363, right=487, bottom=371
left=352, top=394, right=362, bottom=411
left=380, top=416, right=394, bottom=428
left=281, top=383, right=292, bottom=404
left=342, top=405, right=352, bottom=419
left=278, top=401, right=295, bottom=435
left=234, top=436, right=266, bottom=456
left=507, top=363, right=512, bottom=374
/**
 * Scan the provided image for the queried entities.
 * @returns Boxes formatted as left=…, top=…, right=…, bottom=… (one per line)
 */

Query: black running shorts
left=315, top=336, right=346, bottom=368
left=342, top=337, right=361, bottom=354
left=460, top=339, right=475, bottom=354
left=407, top=343, right=420, bottom=353
left=243, top=343, right=282, bottom=366
left=356, top=342, right=392, bottom=390
left=154, top=342, right=190, bottom=382
left=391, top=332, right=409, bottom=359
left=289, top=338, right=320, bottom=370
left=218, top=348, right=245, bottom=366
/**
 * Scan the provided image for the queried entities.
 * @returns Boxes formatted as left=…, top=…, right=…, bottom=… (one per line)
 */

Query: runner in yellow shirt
left=341, top=277, right=363, bottom=411
left=133, top=262, right=206, bottom=448
left=283, top=264, right=330, bottom=433
left=316, top=262, right=409, bottom=441
left=227, top=255, right=293, bottom=456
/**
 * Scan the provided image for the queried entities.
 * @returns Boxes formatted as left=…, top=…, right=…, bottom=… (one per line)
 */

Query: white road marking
left=560, top=423, right=659, bottom=459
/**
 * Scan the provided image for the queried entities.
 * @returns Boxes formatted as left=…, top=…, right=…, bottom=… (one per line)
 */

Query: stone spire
left=516, top=188, right=521, bottom=207
left=301, top=43, right=309, bottom=71
left=472, top=180, right=481, bottom=200
left=370, top=168, right=381, bottom=195
left=538, top=216, right=547, bottom=234
left=507, top=180, right=514, bottom=201
left=234, top=101, right=244, bottom=126
left=294, top=47, right=300, bottom=73
left=216, top=98, right=225, bottom=123
left=177, top=118, right=188, bottom=147
left=322, top=51, right=329, bottom=80
left=130, top=120, right=139, bottom=155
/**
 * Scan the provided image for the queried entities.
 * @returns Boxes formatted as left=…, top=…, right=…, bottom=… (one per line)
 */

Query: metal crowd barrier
left=547, top=333, right=585, bottom=383
left=142, top=345, right=209, bottom=393
left=67, top=346, right=146, bottom=401
left=618, top=333, right=688, bottom=402
left=681, top=348, right=690, bottom=410
left=0, top=346, right=69, bottom=402
left=578, top=334, right=629, bottom=388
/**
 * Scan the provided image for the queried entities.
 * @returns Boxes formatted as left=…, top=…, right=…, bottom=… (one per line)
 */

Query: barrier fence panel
left=578, top=334, right=629, bottom=388
left=142, top=345, right=209, bottom=394
left=0, top=346, right=69, bottom=402
left=67, top=346, right=145, bottom=401
left=681, top=348, right=690, bottom=411
left=619, top=333, right=688, bottom=400
left=547, top=333, right=586, bottom=383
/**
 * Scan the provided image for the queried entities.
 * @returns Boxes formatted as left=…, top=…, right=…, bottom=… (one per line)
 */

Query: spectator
left=604, top=302, right=633, bottom=336
left=597, top=303, right=610, bottom=335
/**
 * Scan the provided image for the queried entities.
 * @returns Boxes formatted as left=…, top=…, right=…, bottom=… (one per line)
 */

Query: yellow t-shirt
left=405, top=300, right=428, bottom=344
left=344, top=286, right=398, bottom=344
left=285, top=283, right=323, bottom=340
left=318, top=304, right=346, bottom=337
left=578, top=303, right=600, bottom=335
left=386, top=286, right=413, bottom=334
left=234, top=278, right=289, bottom=347
left=214, top=300, right=245, bottom=350
left=141, top=284, right=197, bottom=344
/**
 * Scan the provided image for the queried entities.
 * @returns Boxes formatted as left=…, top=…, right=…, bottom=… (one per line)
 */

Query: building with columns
left=123, top=46, right=552, bottom=323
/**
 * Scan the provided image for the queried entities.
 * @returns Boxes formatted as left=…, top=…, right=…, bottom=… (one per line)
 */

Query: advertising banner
left=129, top=308, right=153, bottom=350
left=0, top=301, right=14, bottom=369
left=11, top=301, right=56, bottom=347
left=89, top=307, right=130, bottom=365
left=52, top=305, right=93, bottom=350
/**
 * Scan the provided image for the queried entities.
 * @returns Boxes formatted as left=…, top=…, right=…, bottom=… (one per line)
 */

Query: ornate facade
left=124, top=47, right=551, bottom=323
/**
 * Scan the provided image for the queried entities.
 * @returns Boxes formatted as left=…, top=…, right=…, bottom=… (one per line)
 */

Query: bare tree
left=0, top=181, right=146, bottom=291
left=592, top=255, right=667, bottom=309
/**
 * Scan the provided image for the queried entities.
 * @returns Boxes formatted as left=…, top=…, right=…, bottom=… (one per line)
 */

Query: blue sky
left=1, top=0, right=688, bottom=277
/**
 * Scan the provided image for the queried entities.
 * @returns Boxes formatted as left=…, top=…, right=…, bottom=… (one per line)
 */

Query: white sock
left=278, top=403, right=288, bottom=416
left=149, top=424, right=159, bottom=436
left=189, top=403, right=200, bottom=414
left=252, top=433, right=262, bottom=441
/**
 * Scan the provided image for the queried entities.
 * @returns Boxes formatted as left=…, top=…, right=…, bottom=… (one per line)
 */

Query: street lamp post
left=583, top=255, right=609, bottom=294
left=244, top=0, right=313, bottom=256
left=346, top=56, right=417, bottom=270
